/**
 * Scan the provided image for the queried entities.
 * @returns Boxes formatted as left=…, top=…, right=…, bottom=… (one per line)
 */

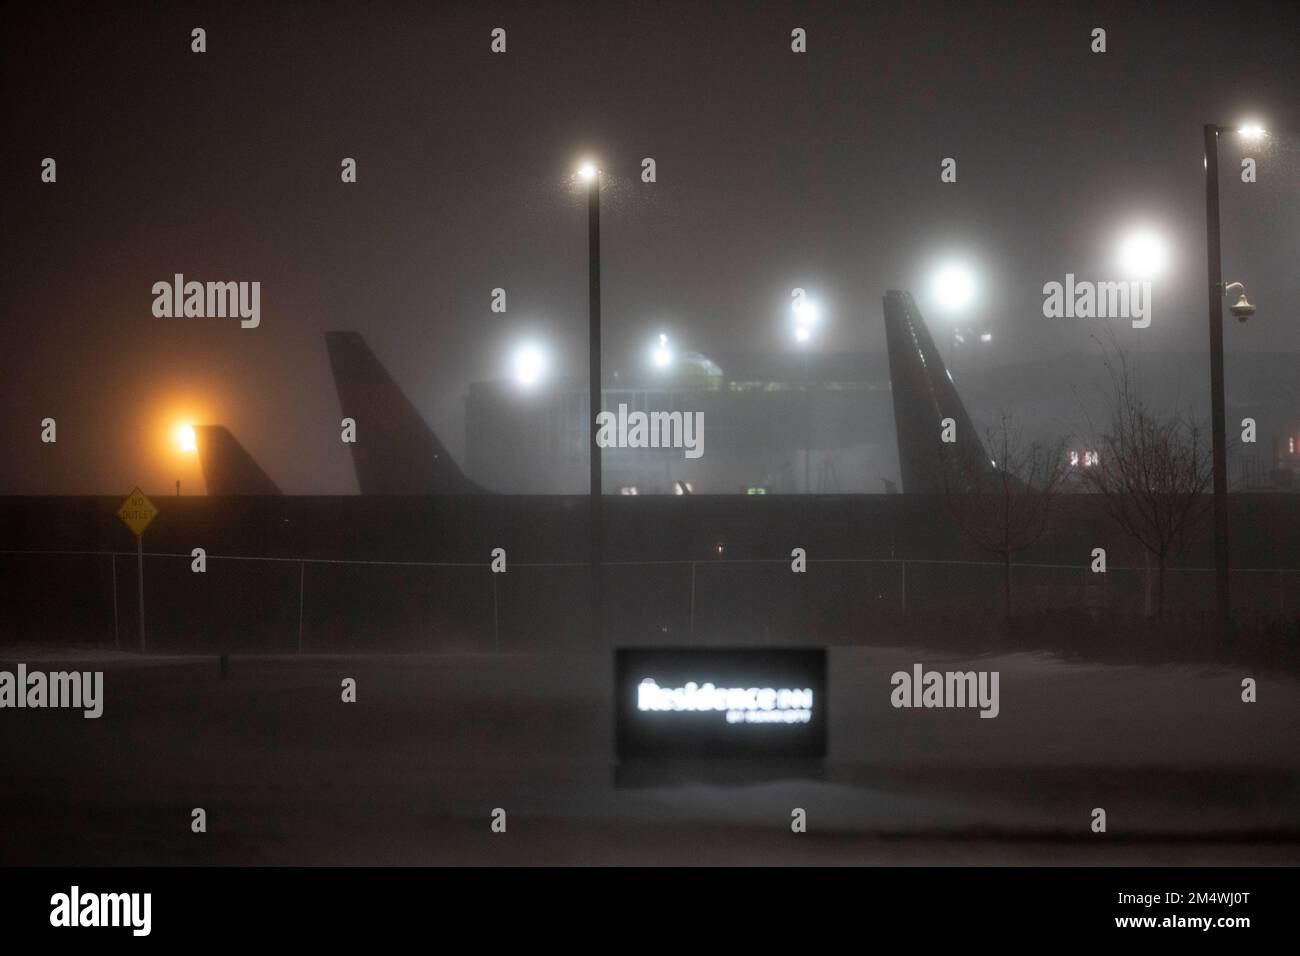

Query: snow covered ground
left=0, top=645, right=1295, bottom=864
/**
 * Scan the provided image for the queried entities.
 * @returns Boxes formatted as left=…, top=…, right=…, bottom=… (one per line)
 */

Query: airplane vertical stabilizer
left=882, top=290, right=992, bottom=494
left=195, top=426, right=282, bottom=496
left=325, top=331, right=486, bottom=494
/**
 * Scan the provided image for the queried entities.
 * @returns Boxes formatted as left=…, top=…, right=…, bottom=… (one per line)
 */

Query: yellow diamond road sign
left=117, top=487, right=158, bottom=536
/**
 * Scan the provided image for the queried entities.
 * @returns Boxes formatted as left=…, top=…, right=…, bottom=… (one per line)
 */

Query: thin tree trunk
left=1156, top=553, right=1166, bottom=619
left=1003, top=552, right=1012, bottom=622
left=1143, top=550, right=1153, bottom=617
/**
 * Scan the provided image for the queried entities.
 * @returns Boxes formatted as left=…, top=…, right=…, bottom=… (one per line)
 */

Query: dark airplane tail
left=882, top=290, right=994, bottom=494
left=325, top=331, right=487, bottom=494
left=194, top=426, right=282, bottom=496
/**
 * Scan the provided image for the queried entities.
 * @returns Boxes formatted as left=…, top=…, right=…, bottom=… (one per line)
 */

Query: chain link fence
left=2, top=549, right=1295, bottom=653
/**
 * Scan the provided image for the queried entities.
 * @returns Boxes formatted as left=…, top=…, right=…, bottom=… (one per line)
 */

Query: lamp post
left=792, top=298, right=820, bottom=493
left=579, top=161, right=602, bottom=637
left=1203, top=124, right=1230, bottom=637
left=1204, top=122, right=1265, bottom=637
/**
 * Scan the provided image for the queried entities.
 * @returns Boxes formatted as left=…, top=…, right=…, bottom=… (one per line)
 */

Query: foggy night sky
left=1, top=0, right=1297, bottom=495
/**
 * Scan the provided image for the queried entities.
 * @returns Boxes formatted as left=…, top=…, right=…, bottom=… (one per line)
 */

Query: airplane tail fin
left=194, top=426, right=282, bottom=496
left=325, top=331, right=486, bottom=494
left=882, top=290, right=993, bottom=494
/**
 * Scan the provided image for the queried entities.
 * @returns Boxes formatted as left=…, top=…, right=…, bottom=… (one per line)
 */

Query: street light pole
left=1203, top=124, right=1231, bottom=637
left=791, top=296, right=821, bottom=494
left=803, top=350, right=812, bottom=493
left=587, top=168, right=602, bottom=638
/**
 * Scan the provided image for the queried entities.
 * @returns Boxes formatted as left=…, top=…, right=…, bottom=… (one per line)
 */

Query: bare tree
left=1077, top=352, right=1213, bottom=618
left=944, top=413, right=1069, bottom=621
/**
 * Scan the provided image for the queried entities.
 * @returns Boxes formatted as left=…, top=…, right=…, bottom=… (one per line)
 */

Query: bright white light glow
left=1237, top=124, right=1267, bottom=140
left=175, top=423, right=197, bottom=453
left=791, top=293, right=822, bottom=346
left=1117, top=229, right=1169, bottom=280
left=577, top=162, right=598, bottom=182
left=511, top=343, right=547, bottom=388
left=979, top=331, right=993, bottom=343
left=931, top=263, right=978, bottom=312
left=651, top=333, right=672, bottom=369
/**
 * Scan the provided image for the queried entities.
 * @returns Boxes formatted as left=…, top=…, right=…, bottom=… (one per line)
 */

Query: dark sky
left=2, top=0, right=1297, bottom=494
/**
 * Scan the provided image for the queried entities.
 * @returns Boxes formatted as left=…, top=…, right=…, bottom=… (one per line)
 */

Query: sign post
left=116, top=487, right=158, bottom=653
left=137, top=535, right=144, bottom=652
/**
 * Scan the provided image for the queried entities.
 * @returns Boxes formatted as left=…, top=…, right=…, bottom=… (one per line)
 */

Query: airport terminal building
left=463, top=352, right=900, bottom=495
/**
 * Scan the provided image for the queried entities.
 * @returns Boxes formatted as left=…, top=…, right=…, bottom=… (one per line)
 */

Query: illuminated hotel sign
left=615, top=648, right=826, bottom=758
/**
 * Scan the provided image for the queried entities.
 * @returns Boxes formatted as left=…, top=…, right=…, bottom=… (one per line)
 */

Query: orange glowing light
left=176, top=423, right=197, bottom=453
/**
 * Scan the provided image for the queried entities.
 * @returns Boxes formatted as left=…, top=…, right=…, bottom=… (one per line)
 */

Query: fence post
left=297, top=561, right=305, bottom=654
left=900, top=560, right=906, bottom=615
left=492, top=571, right=499, bottom=651
left=111, top=553, right=119, bottom=650
left=137, top=535, right=145, bottom=653
left=689, top=561, right=696, bottom=638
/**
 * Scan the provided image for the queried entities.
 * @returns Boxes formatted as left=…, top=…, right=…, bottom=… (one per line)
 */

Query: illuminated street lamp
left=510, top=341, right=547, bottom=388
left=1116, top=228, right=1170, bottom=280
left=791, top=294, right=820, bottom=346
left=650, top=333, right=673, bottom=370
left=931, top=261, right=977, bottom=313
left=1203, top=121, right=1268, bottom=635
left=174, top=422, right=197, bottom=496
left=793, top=298, right=820, bottom=327
left=929, top=260, right=979, bottom=371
